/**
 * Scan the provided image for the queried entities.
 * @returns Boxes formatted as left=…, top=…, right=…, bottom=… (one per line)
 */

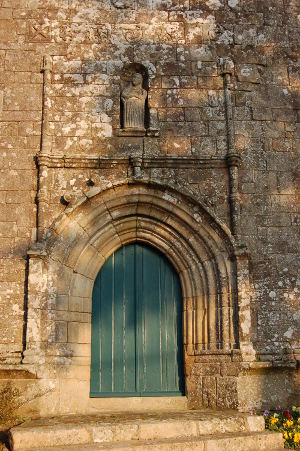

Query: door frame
left=90, top=242, right=185, bottom=398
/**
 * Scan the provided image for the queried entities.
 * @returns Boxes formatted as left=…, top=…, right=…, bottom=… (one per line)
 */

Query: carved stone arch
left=24, top=180, right=254, bottom=408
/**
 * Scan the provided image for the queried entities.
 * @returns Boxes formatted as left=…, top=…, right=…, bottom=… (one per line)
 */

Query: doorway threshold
left=88, top=396, right=188, bottom=413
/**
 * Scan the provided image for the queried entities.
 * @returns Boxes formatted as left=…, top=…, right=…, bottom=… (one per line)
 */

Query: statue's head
left=132, top=73, right=143, bottom=86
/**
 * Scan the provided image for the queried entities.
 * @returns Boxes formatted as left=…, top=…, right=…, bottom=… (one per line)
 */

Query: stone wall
left=0, top=0, right=299, bottom=415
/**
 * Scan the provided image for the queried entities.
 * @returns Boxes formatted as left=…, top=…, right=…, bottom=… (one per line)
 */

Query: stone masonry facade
left=0, top=0, right=299, bottom=416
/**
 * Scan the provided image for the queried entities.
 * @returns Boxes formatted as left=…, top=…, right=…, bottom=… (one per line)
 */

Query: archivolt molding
left=25, top=179, right=254, bottom=365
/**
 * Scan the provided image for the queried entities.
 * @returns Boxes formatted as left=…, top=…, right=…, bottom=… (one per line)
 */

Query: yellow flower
left=294, top=432, right=300, bottom=443
left=270, top=417, right=279, bottom=426
left=283, top=420, right=294, bottom=427
left=297, top=417, right=300, bottom=424
left=284, top=431, right=289, bottom=440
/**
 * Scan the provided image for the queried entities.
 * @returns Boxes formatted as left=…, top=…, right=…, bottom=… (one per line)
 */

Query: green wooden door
left=90, top=243, right=184, bottom=397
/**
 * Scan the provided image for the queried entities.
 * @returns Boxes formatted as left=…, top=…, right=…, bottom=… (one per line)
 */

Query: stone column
left=37, top=55, right=52, bottom=241
left=22, top=56, right=52, bottom=362
left=219, top=58, right=242, bottom=239
left=219, top=58, right=255, bottom=362
left=22, top=246, right=48, bottom=365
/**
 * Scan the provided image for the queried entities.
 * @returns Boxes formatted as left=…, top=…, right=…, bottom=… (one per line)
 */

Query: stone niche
left=117, top=63, right=150, bottom=136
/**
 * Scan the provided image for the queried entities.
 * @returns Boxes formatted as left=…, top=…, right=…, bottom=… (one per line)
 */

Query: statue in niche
left=121, top=73, right=147, bottom=131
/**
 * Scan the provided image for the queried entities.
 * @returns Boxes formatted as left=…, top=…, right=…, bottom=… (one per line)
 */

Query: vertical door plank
left=159, top=257, right=165, bottom=391
left=140, top=245, right=161, bottom=393
left=174, top=273, right=184, bottom=393
left=99, top=255, right=113, bottom=393
left=160, top=257, right=168, bottom=392
left=90, top=271, right=101, bottom=394
left=135, top=244, right=143, bottom=393
left=165, top=262, right=176, bottom=391
left=113, top=247, right=125, bottom=392
left=123, top=244, right=136, bottom=392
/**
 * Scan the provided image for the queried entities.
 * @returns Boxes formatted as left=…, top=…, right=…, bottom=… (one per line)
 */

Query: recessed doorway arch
left=24, top=180, right=254, bottom=410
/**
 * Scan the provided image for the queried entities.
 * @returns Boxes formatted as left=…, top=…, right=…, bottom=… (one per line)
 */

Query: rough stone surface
left=0, top=0, right=299, bottom=416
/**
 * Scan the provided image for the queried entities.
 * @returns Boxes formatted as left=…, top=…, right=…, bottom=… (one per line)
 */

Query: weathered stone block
left=0, top=20, right=17, bottom=42
left=191, top=136, right=216, bottom=156
left=4, top=85, right=42, bottom=111
left=288, top=65, right=300, bottom=86
left=236, top=64, right=261, bottom=83
left=197, top=76, right=223, bottom=89
left=162, top=76, right=180, bottom=89
left=216, top=377, right=238, bottom=409
left=160, top=136, right=191, bottom=154
left=202, top=377, right=217, bottom=408
left=56, top=295, right=69, bottom=311
left=158, top=107, right=185, bottom=122
left=192, top=363, right=220, bottom=377
left=69, top=267, right=92, bottom=294
left=55, top=321, right=67, bottom=343
left=272, top=108, right=296, bottom=122
left=68, top=322, right=91, bottom=344
left=252, top=107, right=272, bottom=121
left=234, top=25, right=257, bottom=45
left=68, top=296, right=83, bottom=313
left=5, top=51, right=41, bottom=72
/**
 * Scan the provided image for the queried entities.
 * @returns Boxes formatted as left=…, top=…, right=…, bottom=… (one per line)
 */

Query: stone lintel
left=116, top=128, right=146, bottom=137
left=115, top=128, right=159, bottom=137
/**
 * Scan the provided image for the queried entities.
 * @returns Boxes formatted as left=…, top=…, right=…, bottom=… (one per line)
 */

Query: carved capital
left=41, top=54, right=52, bottom=73
left=226, top=153, right=242, bottom=167
left=37, top=192, right=49, bottom=204
left=27, top=242, right=47, bottom=257
left=218, top=57, right=234, bottom=75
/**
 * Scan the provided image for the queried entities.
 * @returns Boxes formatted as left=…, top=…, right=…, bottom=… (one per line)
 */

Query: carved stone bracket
left=130, top=156, right=143, bottom=178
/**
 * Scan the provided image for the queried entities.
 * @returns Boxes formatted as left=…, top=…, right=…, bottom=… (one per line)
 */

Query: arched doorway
left=90, top=243, right=185, bottom=397
left=25, top=181, right=250, bottom=411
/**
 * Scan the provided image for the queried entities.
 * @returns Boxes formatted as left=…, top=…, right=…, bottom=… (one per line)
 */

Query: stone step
left=20, top=431, right=284, bottom=451
left=10, top=411, right=267, bottom=450
left=89, top=396, right=188, bottom=412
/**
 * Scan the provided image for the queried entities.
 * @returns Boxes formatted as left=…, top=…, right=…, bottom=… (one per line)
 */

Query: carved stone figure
left=121, top=73, right=147, bottom=131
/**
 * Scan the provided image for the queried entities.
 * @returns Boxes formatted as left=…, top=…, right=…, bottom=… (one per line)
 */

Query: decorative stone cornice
left=37, top=153, right=228, bottom=170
